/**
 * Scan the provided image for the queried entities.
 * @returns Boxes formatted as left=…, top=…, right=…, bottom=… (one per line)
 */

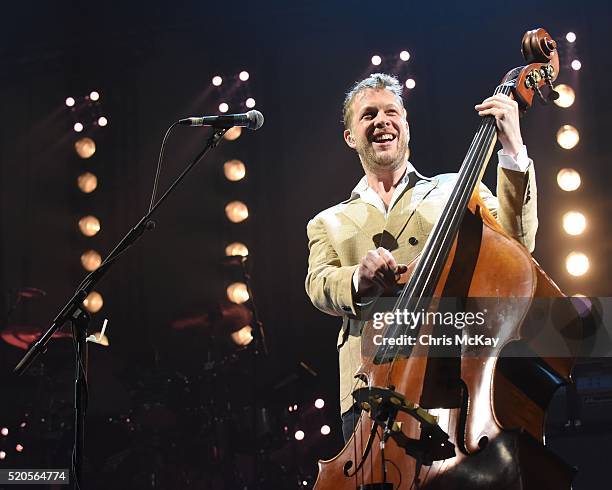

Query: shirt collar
left=348, top=161, right=429, bottom=200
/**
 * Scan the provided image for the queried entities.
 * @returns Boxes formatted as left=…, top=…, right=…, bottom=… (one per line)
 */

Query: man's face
left=344, top=88, right=410, bottom=175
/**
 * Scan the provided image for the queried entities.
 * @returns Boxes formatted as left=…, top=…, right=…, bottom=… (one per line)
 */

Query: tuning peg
left=546, top=79, right=560, bottom=102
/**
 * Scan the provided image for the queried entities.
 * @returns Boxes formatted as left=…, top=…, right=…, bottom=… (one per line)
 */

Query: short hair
left=342, top=73, right=404, bottom=129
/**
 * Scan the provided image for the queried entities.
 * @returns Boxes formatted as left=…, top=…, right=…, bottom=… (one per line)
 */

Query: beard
left=356, top=132, right=409, bottom=176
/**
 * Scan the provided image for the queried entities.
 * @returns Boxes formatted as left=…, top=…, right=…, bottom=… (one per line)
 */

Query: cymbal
left=171, top=302, right=253, bottom=334
left=1, top=324, right=71, bottom=350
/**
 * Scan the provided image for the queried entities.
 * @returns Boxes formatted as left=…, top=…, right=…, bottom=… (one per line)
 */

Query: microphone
left=179, top=110, right=264, bottom=130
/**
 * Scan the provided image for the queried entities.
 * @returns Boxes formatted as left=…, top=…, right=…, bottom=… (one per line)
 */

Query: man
left=305, top=73, right=537, bottom=442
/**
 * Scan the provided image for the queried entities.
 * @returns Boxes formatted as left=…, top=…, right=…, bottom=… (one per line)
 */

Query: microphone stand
left=13, top=127, right=228, bottom=490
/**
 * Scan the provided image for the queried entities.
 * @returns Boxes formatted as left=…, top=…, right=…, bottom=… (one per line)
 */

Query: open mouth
left=372, top=133, right=396, bottom=144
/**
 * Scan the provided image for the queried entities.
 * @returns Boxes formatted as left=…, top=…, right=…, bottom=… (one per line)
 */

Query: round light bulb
left=566, top=252, right=589, bottom=277
left=556, top=125, right=579, bottom=150
left=557, top=168, right=581, bottom=191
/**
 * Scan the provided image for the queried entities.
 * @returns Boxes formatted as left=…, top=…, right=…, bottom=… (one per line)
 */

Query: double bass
left=314, top=28, right=581, bottom=490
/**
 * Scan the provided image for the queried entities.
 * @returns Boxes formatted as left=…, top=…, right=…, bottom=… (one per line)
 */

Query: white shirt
left=351, top=146, right=532, bottom=291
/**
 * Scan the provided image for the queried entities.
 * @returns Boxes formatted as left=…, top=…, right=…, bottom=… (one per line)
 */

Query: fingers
left=474, top=94, right=518, bottom=118
left=358, top=248, right=405, bottom=296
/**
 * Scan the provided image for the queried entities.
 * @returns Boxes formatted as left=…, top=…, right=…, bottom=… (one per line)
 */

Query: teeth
left=374, top=134, right=394, bottom=142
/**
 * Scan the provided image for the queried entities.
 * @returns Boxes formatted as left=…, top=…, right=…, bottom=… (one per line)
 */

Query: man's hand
left=357, top=247, right=408, bottom=299
left=475, top=94, right=523, bottom=157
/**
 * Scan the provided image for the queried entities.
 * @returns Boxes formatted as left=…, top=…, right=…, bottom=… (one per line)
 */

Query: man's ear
left=344, top=129, right=356, bottom=149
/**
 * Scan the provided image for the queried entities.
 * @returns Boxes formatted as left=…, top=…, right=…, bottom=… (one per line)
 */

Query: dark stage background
left=0, top=1, right=611, bottom=488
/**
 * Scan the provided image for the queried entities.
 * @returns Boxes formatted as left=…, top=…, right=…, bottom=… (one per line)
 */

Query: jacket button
left=408, top=237, right=418, bottom=246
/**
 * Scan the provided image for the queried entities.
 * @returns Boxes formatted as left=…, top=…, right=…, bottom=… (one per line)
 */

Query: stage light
left=563, top=211, right=586, bottom=236
left=19, top=422, right=26, bottom=428
left=227, top=282, right=249, bottom=304
left=371, top=55, right=382, bottom=66
left=557, top=168, right=581, bottom=191
left=1, top=428, right=7, bottom=436
left=405, top=79, right=416, bottom=89
left=556, top=125, right=579, bottom=150
left=15, top=444, right=23, bottom=453
left=74, top=122, right=84, bottom=132
left=98, top=116, right=108, bottom=127
left=566, top=252, right=589, bottom=277
left=89, top=91, right=100, bottom=101
left=225, top=201, right=249, bottom=223
left=315, top=398, right=325, bottom=409
left=245, top=97, right=256, bottom=108
left=320, top=425, right=331, bottom=435
left=65, top=97, right=75, bottom=107
left=224, top=159, right=246, bottom=181
left=77, top=172, right=98, bottom=193
left=212, top=76, right=223, bottom=86
left=75, top=137, right=96, bottom=159
left=294, top=430, right=305, bottom=441
left=400, top=50, right=410, bottom=61
left=239, top=71, right=250, bottom=81
left=231, top=325, right=253, bottom=346
left=553, top=84, right=575, bottom=108
left=566, top=32, right=576, bottom=43
left=81, top=250, right=102, bottom=271
left=225, top=242, right=249, bottom=257
left=78, top=215, right=101, bottom=237
left=223, top=126, right=242, bottom=141
left=571, top=59, right=582, bottom=71
left=0, top=451, right=5, bottom=460
left=83, top=291, right=104, bottom=313
left=219, top=102, right=229, bottom=113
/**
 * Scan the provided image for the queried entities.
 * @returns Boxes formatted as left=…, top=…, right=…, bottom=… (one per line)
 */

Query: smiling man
left=304, top=73, right=539, bottom=442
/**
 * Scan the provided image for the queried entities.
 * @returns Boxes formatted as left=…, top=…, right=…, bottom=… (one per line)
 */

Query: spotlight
left=212, top=75, right=223, bottom=86
left=0, top=451, right=5, bottom=460
left=553, top=84, right=575, bottom=108
left=1, top=428, right=8, bottom=436
left=225, top=201, right=249, bottom=223
left=75, top=137, right=96, bottom=159
left=566, top=32, right=576, bottom=43
left=223, top=126, right=242, bottom=141
left=320, top=425, right=331, bottom=435
left=74, top=122, right=84, bottom=132
left=226, top=282, right=249, bottom=304
left=571, top=60, right=582, bottom=71
left=98, top=116, right=108, bottom=127
left=556, top=125, right=579, bottom=150
left=563, top=211, right=586, bottom=236
left=557, top=168, right=581, bottom=191
left=405, top=79, right=416, bottom=89
left=82, top=291, right=104, bottom=313
left=400, top=50, right=410, bottom=61
left=245, top=97, right=256, bottom=109
left=231, top=325, right=253, bottom=346
left=78, top=215, right=101, bottom=237
left=294, top=430, right=305, bottom=441
left=219, top=102, right=229, bottom=113
left=77, top=172, right=98, bottom=193
left=81, top=250, right=102, bottom=271
left=225, top=242, right=249, bottom=257
left=239, top=71, right=250, bottom=81
left=15, top=444, right=23, bottom=453
left=224, top=159, right=246, bottom=181
left=566, top=252, right=589, bottom=277
left=314, top=398, right=325, bottom=409
left=89, top=91, right=100, bottom=101
left=371, top=55, right=382, bottom=66
left=65, top=97, right=76, bottom=107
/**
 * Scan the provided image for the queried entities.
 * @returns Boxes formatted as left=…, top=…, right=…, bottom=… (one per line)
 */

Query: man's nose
left=373, top=112, right=390, bottom=126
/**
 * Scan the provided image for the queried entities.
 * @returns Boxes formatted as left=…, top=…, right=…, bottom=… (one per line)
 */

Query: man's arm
left=305, top=216, right=359, bottom=317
